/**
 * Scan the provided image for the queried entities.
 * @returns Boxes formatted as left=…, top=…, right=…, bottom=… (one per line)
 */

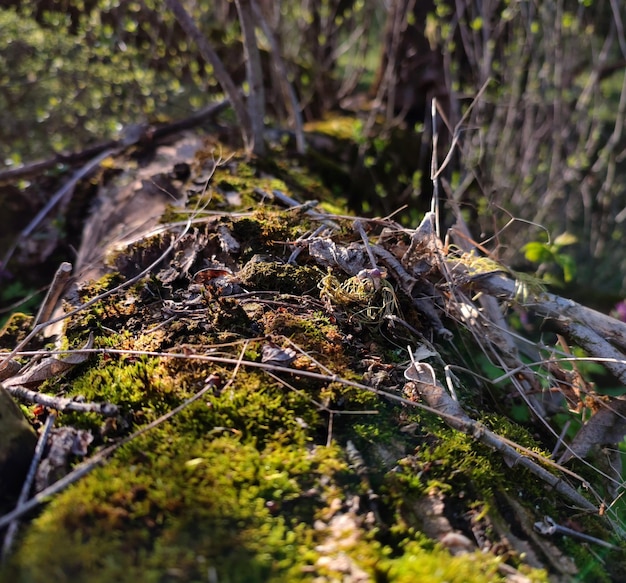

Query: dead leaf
left=4, top=334, right=93, bottom=389
left=157, top=231, right=208, bottom=283
left=193, top=267, right=234, bottom=283
left=404, top=362, right=436, bottom=384
left=401, top=211, right=443, bottom=276
left=35, top=426, right=94, bottom=491
left=308, top=239, right=368, bottom=275
left=261, top=343, right=297, bottom=367
left=217, top=225, right=240, bottom=253
left=193, top=267, right=242, bottom=296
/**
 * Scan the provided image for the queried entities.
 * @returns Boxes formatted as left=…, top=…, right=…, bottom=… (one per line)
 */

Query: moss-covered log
left=0, top=134, right=624, bottom=583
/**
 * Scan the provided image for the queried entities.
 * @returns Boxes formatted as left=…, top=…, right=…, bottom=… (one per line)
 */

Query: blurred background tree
left=368, top=0, right=626, bottom=300
left=1, top=0, right=625, bottom=305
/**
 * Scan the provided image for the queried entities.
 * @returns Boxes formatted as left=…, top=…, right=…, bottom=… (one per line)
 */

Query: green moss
left=305, top=115, right=364, bottom=142
left=231, top=210, right=310, bottom=261
left=106, top=234, right=170, bottom=278
left=176, top=370, right=319, bottom=446
left=257, top=156, right=339, bottom=204
left=0, top=312, right=34, bottom=349
left=64, top=355, right=179, bottom=429
left=8, top=433, right=343, bottom=583
left=238, top=261, right=321, bottom=295
left=379, top=539, right=548, bottom=582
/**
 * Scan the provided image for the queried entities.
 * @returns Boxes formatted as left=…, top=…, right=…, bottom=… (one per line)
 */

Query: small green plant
left=521, top=232, right=578, bottom=286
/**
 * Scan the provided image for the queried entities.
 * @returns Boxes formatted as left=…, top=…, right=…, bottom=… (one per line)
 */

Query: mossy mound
left=1, top=142, right=622, bottom=583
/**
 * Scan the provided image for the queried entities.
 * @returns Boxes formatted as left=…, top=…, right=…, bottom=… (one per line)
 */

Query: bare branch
left=4, top=385, right=118, bottom=417
left=251, top=0, right=305, bottom=154
left=165, top=0, right=253, bottom=151
left=234, top=0, right=266, bottom=156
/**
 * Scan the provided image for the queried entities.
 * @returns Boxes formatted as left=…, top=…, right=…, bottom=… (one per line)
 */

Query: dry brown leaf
left=401, top=211, right=443, bottom=277
left=3, top=334, right=93, bottom=389
left=35, top=427, right=94, bottom=492
left=308, top=239, right=368, bottom=275
left=216, top=225, right=240, bottom=254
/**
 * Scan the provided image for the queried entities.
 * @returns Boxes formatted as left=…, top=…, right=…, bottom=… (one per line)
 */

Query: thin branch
left=0, top=100, right=228, bottom=185
left=1, top=412, right=56, bottom=561
left=3, top=385, right=118, bottom=417
left=165, top=0, right=253, bottom=151
left=430, top=98, right=441, bottom=238
left=1, top=147, right=121, bottom=270
left=235, top=0, right=267, bottom=156
left=251, top=0, right=305, bottom=154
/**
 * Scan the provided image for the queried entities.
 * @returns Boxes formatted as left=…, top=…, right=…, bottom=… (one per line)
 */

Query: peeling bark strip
left=467, top=271, right=626, bottom=353
left=3, top=334, right=94, bottom=390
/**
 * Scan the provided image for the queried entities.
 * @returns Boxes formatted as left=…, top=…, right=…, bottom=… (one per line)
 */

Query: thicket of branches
left=2, top=0, right=626, bottom=296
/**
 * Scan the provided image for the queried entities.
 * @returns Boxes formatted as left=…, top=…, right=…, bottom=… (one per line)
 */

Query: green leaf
left=470, top=17, right=483, bottom=31
left=556, top=253, right=577, bottom=283
left=521, top=242, right=552, bottom=263
left=509, top=403, right=531, bottom=423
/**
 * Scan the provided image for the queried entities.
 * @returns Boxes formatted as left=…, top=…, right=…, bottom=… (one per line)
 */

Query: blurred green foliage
left=0, top=0, right=377, bottom=166
left=522, top=232, right=578, bottom=286
left=432, top=0, right=626, bottom=296
left=0, top=3, right=218, bottom=164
